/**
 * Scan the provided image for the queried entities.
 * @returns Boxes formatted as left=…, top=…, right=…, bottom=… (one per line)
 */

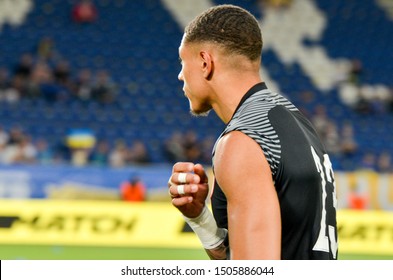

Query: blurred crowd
left=0, top=125, right=215, bottom=167
left=305, top=104, right=391, bottom=173
left=0, top=30, right=117, bottom=106
left=0, top=44, right=392, bottom=172
left=0, top=1, right=115, bottom=106
left=0, top=119, right=391, bottom=172
left=337, top=59, right=393, bottom=115
left=0, top=30, right=218, bottom=167
left=0, top=0, right=392, bottom=173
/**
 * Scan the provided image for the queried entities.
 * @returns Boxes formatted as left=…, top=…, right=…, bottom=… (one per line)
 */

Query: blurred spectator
left=30, top=61, right=54, bottom=101
left=53, top=59, right=71, bottom=86
left=66, top=128, right=96, bottom=166
left=323, top=121, right=340, bottom=155
left=0, top=126, right=9, bottom=146
left=53, top=59, right=74, bottom=101
left=183, top=130, right=202, bottom=162
left=89, top=139, right=110, bottom=166
left=0, top=67, right=9, bottom=88
left=297, top=90, right=316, bottom=117
left=13, top=135, right=38, bottom=164
left=0, top=142, right=16, bottom=164
left=1, top=134, right=37, bottom=164
left=0, top=141, right=5, bottom=163
left=356, top=86, right=390, bottom=115
left=0, top=68, right=9, bottom=101
left=69, top=147, right=92, bottom=166
left=199, top=136, right=215, bottom=164
left=120, top=176, right=146, bottom=202
left=37, top=63, right=66, bottom=103
left=35, top=138, right=53, bottom=165
left=299, top=90, right=315, bottom=104
left=339, top=58, right=391, bottom=115
left=1, top=74, right=22, bottom=103
left=162, top=130, right=216, bottom=164
left=53, top=141, right=72, bottom=164
left=338, top=59, right=365, bottom=111
left=354, top=95, right=373, bottom=115
left=13, top=53, right=33, bottom=79
left=377, top=151, right=392, bottom=173
left=7, top=126, right=24, bottom=145
left=347, top=187, right=368, bottom=210
left=29, top=61, right=70, bottom=102
left=340, top=122, right=358, bottom=157
left=9, top=53, right=34, bottom=100
left=73, top=68, right=94, bottom=102
left=127, top=140, right=151, bottom=164
left=36, top=37, right=60, bottom=62
left=109, top=139, right=128, bottom=167
left=91, top=70, right=117, bottom=104
left=347, top=59, right=364, bottom=86
left=163, top=131, right=186, bottom=163
left=311, top=105, right=332, bottom=143
left=10, top=75, right=27, bottom=101
left=370, top=86, right=391, bottom=114
left=358, top=152, right=376, bottom=171
left=72, top=0, right=98, bottom=24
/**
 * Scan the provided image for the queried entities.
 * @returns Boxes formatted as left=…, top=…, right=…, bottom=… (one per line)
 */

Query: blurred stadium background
left=0, top=0, right=392, bottom=260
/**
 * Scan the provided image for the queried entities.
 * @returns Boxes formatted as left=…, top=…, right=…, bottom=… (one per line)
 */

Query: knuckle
left=172, top=162, right=182, bottom=170
left=173, top=162, right=194, bottom=172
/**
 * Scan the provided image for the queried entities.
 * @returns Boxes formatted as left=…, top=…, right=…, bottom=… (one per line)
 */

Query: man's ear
left=200, top=51, right=214, bottom=80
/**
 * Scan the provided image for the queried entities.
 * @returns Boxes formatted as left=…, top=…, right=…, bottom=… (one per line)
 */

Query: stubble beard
left=187, top=95, right=212, bottom=117
left=190, top=109, right=210, bottom=117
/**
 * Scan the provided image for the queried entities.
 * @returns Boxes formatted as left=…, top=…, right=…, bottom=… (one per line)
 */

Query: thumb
left=193, top=163, right=208, bottom=184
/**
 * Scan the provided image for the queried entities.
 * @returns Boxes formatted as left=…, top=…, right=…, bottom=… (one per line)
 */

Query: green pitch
left=0, top=244, right=392, bottom=260
left=0, top=244, right=209, bottom=260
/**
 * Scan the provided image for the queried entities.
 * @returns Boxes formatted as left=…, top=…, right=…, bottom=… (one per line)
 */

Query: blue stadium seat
left=0, top=0, right=392, bottom=169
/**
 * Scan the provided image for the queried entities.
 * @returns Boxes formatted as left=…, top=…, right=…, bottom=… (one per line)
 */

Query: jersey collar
left=230, top=82, right=267, bottom=122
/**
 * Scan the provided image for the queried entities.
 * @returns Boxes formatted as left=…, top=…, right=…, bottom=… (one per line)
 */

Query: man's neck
left=211, top=75, right=262, bottom=124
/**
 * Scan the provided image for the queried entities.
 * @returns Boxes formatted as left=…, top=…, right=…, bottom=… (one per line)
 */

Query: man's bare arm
left=214, top=131, right=281, bottom=259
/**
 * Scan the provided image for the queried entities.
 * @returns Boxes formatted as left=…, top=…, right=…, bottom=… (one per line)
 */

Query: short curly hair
left=184, top=5, right=263, bottom=61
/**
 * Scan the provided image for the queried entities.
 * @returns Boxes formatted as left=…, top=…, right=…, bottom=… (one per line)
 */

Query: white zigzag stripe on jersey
left=220, top=89, right=298, bottom=177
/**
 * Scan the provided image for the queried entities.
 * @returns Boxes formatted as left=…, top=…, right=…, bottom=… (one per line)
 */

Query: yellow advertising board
left=338, top=209, right=393, bottom=256
left=0, top=200, right=200, bottom=248
left=0, top=200, right=392, bottom=256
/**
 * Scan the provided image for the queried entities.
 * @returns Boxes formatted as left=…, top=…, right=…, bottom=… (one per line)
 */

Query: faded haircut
left=184, top=4, right=263, bottom=61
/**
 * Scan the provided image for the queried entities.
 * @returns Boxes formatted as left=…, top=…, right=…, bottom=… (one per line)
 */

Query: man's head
left=183, top=4, right=262, bottom=62
left=178, top=5, right=263, bottom=116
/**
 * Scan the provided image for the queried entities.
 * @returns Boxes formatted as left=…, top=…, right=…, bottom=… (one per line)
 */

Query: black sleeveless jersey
left=211, top=83, right=338, bottom=260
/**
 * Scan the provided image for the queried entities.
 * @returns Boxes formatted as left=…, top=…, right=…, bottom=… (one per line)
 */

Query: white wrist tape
left=183, top=206, right=228, bottom=250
